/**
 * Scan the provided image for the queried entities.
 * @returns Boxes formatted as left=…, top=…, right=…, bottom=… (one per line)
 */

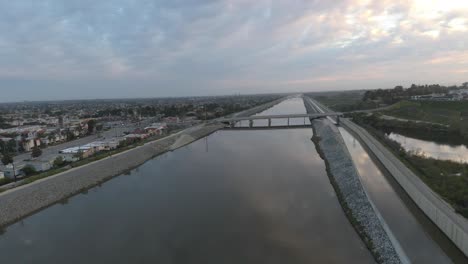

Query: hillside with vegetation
left=382, top=100, right=468, bottom=138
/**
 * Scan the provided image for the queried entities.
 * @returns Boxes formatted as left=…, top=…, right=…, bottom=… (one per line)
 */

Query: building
left=163, top=116, right=180, bottom=123
left=144, top=122, right=167, bottom=136
left=411, top=93, right=463, bottom=101
left=124, top=133, right=149, bottom=140
left=2, top=163, right=25, bottom=179
left=59, top=145, right=95, bottom=159
left=21, top=137, right=41, bottom=152
left=27, top=160, right=53, bottom=172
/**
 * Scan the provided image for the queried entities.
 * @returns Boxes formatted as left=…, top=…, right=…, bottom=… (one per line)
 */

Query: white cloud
left=0, top=0, right=467, bottom=101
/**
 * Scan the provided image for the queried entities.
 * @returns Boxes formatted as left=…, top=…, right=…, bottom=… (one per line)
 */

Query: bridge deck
left=218, top=112, right=342, bottom=122
left=222, top=124, right=313, bottom=130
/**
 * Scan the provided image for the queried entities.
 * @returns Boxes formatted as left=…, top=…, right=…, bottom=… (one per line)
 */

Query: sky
left=0, top=0, right=467, bottom=102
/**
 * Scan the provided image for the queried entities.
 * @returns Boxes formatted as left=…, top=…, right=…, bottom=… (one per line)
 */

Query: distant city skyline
left=1, top=0, right=467, bottom=102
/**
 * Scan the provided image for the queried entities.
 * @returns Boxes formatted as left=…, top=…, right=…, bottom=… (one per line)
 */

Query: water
left=340, top=128, right=465, bottom=263
left=388, top=132, right=468, bottom=163
left=237, top=97, right=310, bottom=127
left=0, top=98, right=373, bottom=264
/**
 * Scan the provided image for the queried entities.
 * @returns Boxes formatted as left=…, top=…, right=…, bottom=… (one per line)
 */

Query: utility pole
left=204, top=105, right=207, bottom=121
left=12, top=162, right=16, bottom=183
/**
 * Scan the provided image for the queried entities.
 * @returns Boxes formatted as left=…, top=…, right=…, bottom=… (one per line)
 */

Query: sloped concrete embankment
left=0, top=124, right=222, bottom=229
left=312, top=118, right=401, bottom=264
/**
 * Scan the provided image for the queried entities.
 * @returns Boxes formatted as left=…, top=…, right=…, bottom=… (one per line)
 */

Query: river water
left=340, top=128, right=460, bottom=263
left=388, top=132, right=468, bottom=164
left=0, top=98, right=373, bottom=264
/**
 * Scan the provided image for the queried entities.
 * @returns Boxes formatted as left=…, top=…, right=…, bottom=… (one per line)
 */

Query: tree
left=31, top=146, right=42, bottom=158
left=1, top=153, right=13, bottom=167
left=6, top=139, right=16, bottom=153
left=1, top=152, right=16, bottom=182
left=53, top=156, right=65, bottom=167
left=21, top=165, right=37, bottom=176
left=87, top=120, right=97, bottom=135
left=66, top=131, right=76, bottom=141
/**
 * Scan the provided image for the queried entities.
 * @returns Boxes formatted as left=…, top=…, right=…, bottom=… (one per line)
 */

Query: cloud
left=0, top=0, right=467, bottom=101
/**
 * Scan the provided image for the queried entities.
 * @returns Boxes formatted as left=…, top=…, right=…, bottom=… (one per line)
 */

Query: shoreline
left=0, top=98, right=285, bottom=230
left=311, top=119, right=401, bottom=264
left=0, top=124, right=219, bottom=229
left=303, top=97, right=403, bottom=263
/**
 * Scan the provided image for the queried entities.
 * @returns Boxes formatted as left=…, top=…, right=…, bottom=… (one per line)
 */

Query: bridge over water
left=216, top=112, right=343, bottom=128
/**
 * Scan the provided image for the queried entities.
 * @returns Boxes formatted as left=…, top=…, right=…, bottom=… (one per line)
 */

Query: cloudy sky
left=1, top=0, right=467, bottom=102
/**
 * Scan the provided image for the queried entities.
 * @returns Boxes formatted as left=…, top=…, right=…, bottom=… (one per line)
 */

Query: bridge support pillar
left=336, top=116, right=340, bottom=126
left=249, top=120, right=253, bottom=128
left=230, top=121, right=235, bottom=128
left=268, top=118, right=271, bottom=127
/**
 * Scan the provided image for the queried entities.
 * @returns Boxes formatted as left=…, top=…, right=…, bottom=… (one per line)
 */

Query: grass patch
left=22, top=167, right=69, bottom=184
left=384, top=100, right=468, bottom=126
left=307, top=90, right=380, bottom=112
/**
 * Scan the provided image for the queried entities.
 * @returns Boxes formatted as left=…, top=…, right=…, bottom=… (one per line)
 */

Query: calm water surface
left=388, top=132, right=468, bottom=163
left=0, top=99, right=373, bottom=264
left=341, top=128, right=465, bottom=263
left=237, top=97, right=310, bottom=127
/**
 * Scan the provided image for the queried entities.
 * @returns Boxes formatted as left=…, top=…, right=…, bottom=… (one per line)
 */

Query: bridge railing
left=216, top=113, right=343, bottom=123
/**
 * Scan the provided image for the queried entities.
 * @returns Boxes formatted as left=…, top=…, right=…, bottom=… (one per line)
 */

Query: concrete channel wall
left=341, top=118, right=468, bottom=257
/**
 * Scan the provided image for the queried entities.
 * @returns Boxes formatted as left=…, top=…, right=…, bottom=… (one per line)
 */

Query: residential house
left=59, top=145, right=95, bottom=160
left=27, top=159, right=53, bottom=172
left=21, top=137, right=41, bottom=152
left=2, top=163, right=25, bottom=179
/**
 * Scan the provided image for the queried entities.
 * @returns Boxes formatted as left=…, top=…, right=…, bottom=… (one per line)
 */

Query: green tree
left=66, top=131, right=76, bottom=141
left=31, top=146, right=42, bottom=158
left=6, top=139, right=16, bottom=153
left=1, top=152, right=13, bottom=167
left=22, top=165, right=37, bottom=176
left=53, top=156, right=65, bottom=167
left=87, top=120, right=97, bottom=135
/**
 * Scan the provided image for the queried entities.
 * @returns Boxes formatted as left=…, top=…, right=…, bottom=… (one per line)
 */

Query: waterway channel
left=0, top=98, right=373, bottom=263
left=340, top=128, right=461, bottom=263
